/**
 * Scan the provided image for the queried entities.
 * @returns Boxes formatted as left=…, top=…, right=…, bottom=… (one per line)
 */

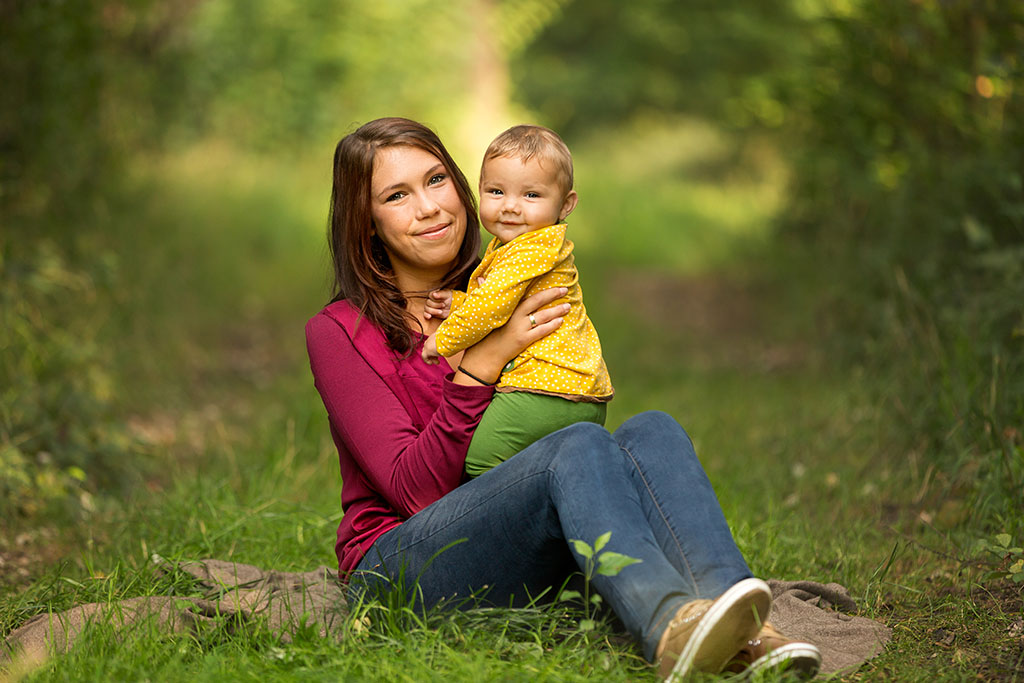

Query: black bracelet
left=457, top=365, right=497, bottom=386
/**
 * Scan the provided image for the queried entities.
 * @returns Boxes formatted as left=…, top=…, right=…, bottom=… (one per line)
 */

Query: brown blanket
left=2, top=558, right=890, bottom=675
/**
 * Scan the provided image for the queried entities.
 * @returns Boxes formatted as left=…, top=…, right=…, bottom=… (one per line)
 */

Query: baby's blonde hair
left=483, top=125, right=574, bottom=194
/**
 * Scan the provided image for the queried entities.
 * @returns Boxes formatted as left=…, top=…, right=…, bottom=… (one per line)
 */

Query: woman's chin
left=411, top=239, right=464, bottom=274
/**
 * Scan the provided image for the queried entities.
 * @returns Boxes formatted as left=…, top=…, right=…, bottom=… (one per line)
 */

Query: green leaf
left=579, top=619, right=596, bottom=632
left=996, top=533, right=1012, bottom=548
left=558, top=590, right=582, bottom=602
left=590, top=594, right=603, bottom=606
left=570, top=539, right=593, bottom=560
left=174, top=598, right=196, bottom=611
left=594, top=531, right=612, bottom=553
left=596, top=551, right=643, bottom=576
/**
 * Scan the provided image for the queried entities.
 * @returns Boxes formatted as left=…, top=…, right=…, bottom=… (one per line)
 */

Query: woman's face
left=369, top=145, right=467, bottom=286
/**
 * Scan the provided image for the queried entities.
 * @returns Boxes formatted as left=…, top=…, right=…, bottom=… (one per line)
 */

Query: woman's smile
left=417, top=222, right=452, bottom=239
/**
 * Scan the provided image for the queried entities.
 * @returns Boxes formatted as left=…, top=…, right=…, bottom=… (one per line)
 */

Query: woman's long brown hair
left=327, top=118, right=481, bottom=355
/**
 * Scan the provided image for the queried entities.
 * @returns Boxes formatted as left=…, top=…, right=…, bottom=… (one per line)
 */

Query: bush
left=780, top=0, right=1024, bottom=526
left=0, top=237, right=133, bottom=519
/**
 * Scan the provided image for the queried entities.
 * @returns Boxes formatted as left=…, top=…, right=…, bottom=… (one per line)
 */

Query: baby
left=422, top=124, right=613, bottom=477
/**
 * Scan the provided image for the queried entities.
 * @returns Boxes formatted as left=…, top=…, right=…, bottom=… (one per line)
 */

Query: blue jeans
left=350, top=411, right=753, bottom=661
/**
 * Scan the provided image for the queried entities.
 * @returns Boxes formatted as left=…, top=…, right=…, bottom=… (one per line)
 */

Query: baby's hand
left=421, top=333, right=440, bottom=365
left=424, top=289, right=453, bottom=320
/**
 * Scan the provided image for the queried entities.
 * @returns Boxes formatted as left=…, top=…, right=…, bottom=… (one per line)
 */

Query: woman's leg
left=544, top=413, right=753, bottom=660
left=609, top=410, right=753, bottom=598
left=350, top=412, right=750, bottom=662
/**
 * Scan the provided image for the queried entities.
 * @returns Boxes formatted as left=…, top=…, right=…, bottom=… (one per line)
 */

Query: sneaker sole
left=669, top=578, right=772, bottom=681
left=748, top=642, right=822, bottom=679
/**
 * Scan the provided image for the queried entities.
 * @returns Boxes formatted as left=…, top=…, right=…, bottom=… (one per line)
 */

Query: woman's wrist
left=455, top=365, right=498, bottom=386
left=454, top=346, right=504, bottom=386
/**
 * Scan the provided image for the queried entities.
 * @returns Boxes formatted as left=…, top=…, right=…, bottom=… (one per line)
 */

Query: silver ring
left=529, top=313, right=537, bottom=328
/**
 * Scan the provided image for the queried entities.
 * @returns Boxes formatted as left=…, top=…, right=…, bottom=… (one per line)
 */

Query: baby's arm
left=423, top=289, right=454, bottom=320
left=422, top=333, right=441, bottom=364
left=435, top=238, right=561, bottom=357
left=422, top=289, right=464, bottom=364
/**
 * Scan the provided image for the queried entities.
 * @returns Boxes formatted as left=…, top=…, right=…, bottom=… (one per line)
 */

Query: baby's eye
left=428, top=173, right=447, bottom=185
left=525, top=192, right=540, bottom=199
left=485, top=188, right=503, bottom=196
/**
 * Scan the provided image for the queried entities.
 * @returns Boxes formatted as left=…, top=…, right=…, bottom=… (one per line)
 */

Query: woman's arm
left=306, top=288, right=568, bottom=516
left=306, top=313, right=492, bottom=517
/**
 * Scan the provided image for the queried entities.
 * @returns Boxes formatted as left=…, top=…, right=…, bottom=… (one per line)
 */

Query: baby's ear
left=559, top=190, right=579, bottom=222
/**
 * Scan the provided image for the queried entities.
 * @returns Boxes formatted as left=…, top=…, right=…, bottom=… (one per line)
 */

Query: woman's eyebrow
left=423, top=163, right=445, bottom=178
left=374, top=181, right=405, bottom=199
left=375, top=164, right=446, bottom=198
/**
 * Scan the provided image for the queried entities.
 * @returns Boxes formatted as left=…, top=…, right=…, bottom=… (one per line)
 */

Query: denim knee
left=546, top=421, right=616, bottom=469
left=616, top=410, right=692, bottom=445
left=559, top=420, right=609, bottom=441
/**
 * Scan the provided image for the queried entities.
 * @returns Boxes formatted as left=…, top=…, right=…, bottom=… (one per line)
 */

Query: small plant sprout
left=975, top=533, right=1024, bottom=583
left=559, top=532, right=642, bottom=631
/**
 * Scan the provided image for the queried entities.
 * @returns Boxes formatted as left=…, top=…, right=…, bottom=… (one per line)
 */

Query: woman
left=305, top=117, right=819, bottom=680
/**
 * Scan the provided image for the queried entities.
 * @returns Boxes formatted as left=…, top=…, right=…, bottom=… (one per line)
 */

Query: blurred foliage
left=0, top=236, right=130, bottom=519
left=510, top=0, right=809, bottom=139
left=1, top=0, right=189, bottom=519
left=0, top=0, right=195, bottom=222
left=778, top=0, right=1024, bottom=523
left=174, top=0, right=469, bottom=150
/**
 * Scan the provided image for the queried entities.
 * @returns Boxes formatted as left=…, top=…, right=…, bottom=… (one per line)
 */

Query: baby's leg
left=464, top=392, right=606, bottom=477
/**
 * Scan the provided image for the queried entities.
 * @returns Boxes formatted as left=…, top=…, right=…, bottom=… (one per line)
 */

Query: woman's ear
left=558, top=190, right=579, bottom=222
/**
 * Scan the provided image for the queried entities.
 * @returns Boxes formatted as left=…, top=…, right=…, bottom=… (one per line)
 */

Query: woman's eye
left=428, top=173, right=447, bottom=185
left=385, top=191, right=405, bottom=202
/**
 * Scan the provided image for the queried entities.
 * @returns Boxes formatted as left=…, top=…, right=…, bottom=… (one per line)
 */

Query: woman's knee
left=616, top=410, right=693, bottom=449
left=562, top=420, right=610, bottom=439
left=547, top=421, right=617, bottom=468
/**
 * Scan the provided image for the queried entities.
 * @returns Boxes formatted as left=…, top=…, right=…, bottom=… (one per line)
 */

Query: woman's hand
left=454, top=287, right=569, bottom=386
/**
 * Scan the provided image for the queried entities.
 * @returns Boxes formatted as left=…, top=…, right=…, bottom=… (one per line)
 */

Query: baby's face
left=479, top=155, right=575, bottom=243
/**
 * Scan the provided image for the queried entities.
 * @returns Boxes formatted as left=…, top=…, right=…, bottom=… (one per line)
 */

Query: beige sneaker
left=724, top=623, right=821, bottom=679
left=656, top=578, right=772, bottom=681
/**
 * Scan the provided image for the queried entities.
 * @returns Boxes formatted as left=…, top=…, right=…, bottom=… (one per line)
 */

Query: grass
left=2, top=122, right=1023, bottom=680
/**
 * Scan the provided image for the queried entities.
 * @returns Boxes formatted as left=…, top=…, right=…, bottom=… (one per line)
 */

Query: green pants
left=465, top=391, right=607, bottom=478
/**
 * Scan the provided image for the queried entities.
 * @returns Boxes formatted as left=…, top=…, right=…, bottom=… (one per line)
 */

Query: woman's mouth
left=418, top=223, right=450, bottom=240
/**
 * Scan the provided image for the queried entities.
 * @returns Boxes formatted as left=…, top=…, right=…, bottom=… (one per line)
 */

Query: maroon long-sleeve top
left=305, top=300, right=494, bottom=576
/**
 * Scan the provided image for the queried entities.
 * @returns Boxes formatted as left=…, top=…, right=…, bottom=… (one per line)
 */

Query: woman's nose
left=414, top=191, right=440, bottom=218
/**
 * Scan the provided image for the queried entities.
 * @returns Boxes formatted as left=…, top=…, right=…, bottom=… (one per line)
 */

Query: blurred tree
left=177, top=0, right=568, bottom=162
left=0, top=0, right=197, bottom=221
left=509, top=0, right=808, bottom=139
left=781, top=0, right=1024, bottom=517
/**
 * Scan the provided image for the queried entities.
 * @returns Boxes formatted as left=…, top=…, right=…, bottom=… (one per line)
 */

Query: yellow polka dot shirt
left=435, top=224, right=613, bottom=402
